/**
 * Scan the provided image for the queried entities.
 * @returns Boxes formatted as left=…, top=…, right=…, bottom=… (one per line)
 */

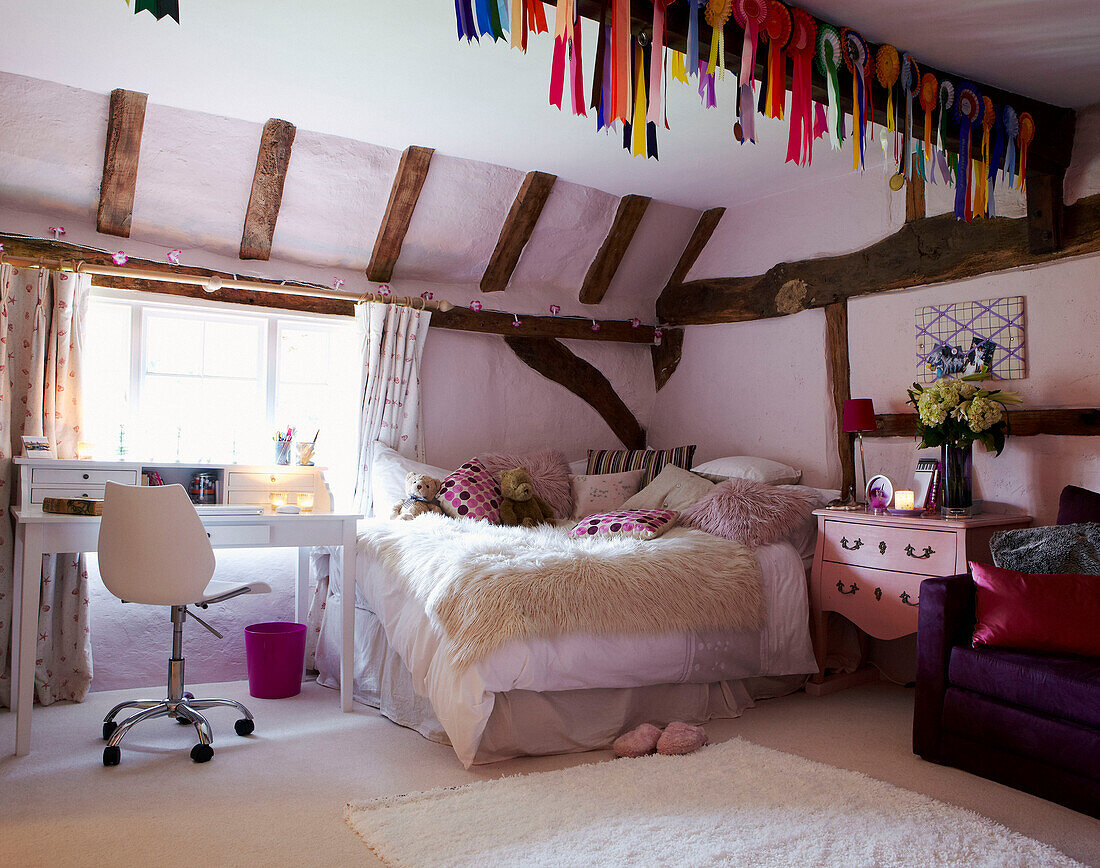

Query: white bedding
left=323, top=521, right=817, bottom=767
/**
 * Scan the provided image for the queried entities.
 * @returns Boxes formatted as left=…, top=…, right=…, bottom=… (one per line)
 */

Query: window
left=84, top=289, right=360, bottom=508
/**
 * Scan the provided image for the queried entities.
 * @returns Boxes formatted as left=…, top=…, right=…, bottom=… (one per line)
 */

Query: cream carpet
left=347, top=737, right=1081, bottom=867
left=3, top=681, right=1098, bottom=867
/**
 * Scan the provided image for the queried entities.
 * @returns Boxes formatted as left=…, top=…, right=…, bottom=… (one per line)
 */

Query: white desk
left=9, top=506, right=359, bottom=756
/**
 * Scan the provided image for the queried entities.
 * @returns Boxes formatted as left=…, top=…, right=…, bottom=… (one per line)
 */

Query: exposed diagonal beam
left=240, top=118, right=296, bottom=261
left=580, top=194, right=650, bottom=305
left=481, top=171, right=556, bottom=292
left=651, top=327, right=683, bottom=392
left=825, top=302, right=855, bottom=498
left=97, top=89, right=148, bottom=238
left=657, top=191, right=1100, bottom=326
left=366, top=145, right=434, bottom=283
left=665, top=207, right=724, bottom=290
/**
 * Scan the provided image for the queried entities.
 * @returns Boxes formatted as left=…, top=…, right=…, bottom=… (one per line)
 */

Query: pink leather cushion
left=438, top=459, right=501, bottom=523
left=569, top=508, right=679, bottom=540
left=970, top=561, right=1100, bottom=657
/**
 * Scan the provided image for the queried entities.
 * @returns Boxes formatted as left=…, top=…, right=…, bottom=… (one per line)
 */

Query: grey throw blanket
left=990, top=522, right=1100, bottom=575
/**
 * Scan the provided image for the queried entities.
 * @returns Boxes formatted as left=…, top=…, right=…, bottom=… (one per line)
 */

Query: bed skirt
left=314, top=603, right=806, bottom=764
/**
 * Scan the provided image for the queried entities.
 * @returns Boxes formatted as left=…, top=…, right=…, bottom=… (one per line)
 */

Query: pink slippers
left=612, top=721, right=707, bottom=758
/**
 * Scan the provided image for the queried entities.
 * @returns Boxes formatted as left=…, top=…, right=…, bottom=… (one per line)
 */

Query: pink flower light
left=166, top=249, right=182, bottom=265
left=112, top=251, right=129, bottom=266
left=549, top=305, right=561, bottom=316
left=469, top=300, right=483, bottom=312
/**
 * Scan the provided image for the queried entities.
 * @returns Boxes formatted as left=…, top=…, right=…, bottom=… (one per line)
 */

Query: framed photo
left=913, top=458, right=940, bottom=510
left=20, top=435, right=54, bottom=458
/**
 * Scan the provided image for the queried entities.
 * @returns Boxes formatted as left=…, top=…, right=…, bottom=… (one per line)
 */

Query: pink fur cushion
left=480, top=449, right=573, bottom=519
left=681, top=478, right=818, bottom=547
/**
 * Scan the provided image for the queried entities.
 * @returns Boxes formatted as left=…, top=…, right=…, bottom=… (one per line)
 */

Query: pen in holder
left=296, top=441, right=315, bottom=466
left=274, top=429, right=294, bottom=465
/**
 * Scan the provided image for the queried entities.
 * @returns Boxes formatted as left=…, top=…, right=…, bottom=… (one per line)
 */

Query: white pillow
left=691, top=456, right=802, bottom=486
left=371, top=443, right=450, bottom=514
left=570, top=470, right=645, bottom=519
left=776, top=485, right=841, bottom=567
left=621, top=464, right=716, bottom=512
left=569, top=458, right=589, bottom=475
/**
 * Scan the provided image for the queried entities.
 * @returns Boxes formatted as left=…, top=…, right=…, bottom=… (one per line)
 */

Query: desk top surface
left=14, top=507, right=361, bottom=524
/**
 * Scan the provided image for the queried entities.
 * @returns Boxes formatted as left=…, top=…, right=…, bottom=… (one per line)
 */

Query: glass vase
left=941, top=442, right=974, bottom=518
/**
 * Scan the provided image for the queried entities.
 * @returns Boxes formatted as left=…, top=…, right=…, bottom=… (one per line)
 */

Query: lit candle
left=76, top=442, right=94, bottom=460
left=895, top=490, right=915, bottom=511
left=270, top=492, right=288, bottom=509
left=296, top=492, right=315, bottom=511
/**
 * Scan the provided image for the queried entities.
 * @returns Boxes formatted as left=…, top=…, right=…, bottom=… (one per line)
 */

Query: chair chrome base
left=102, top=606, right=256, bottom=766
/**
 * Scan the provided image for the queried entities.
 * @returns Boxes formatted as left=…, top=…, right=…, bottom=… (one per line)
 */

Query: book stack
left=42, top=497, right=104, bottom=516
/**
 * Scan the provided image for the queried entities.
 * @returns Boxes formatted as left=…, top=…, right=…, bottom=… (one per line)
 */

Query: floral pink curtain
left=0, top=265, right=92, bottom=707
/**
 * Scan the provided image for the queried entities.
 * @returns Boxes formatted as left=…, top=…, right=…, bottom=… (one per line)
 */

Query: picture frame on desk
left=20, top=436, right=53, bottom=458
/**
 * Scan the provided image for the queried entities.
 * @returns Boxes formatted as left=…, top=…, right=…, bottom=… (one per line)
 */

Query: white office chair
left=97, top=482, right=272, bottom=766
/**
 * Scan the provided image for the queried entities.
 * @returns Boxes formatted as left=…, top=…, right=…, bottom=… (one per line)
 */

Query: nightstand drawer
left=822, top=520, right=957, bottom=575
left=821, top=562, right=925, bottom=640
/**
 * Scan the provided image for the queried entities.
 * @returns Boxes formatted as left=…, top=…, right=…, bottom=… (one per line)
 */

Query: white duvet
left=325, top=519, right=817, bottom=767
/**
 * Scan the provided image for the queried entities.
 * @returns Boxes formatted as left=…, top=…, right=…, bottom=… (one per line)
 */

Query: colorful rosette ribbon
left=784, top=7, right=817, bottom=166
left=954, top=82, right=985, bottom=222
left=759, top=1, right=791, bottom=120
left=900, top=53, right=920, bottom=178
left=646, top=0, right=679, bottom=125
left=1002, top=106, right=1019, bottom=189
left=975, top=96, right=996, bottom=216
left=919, top=72, right=938, bottom=180
left=986, top=98, right=1009, bottom=217
left=133, top=0, right=180, bottom=23
left=550, top=0, right=585, bottom=116
left=937, top=80, right=956, bottom=184
left=704, top=0, right=733, bottom=81
left=623, top=38, right=660, bottom=159
left=842, top=27, right=871, bottom=170
left=876, top=45, right=900, bottom=140
left=1017, top=112, right=1035, bottom=192
left=815, top=24, right=844, bottom=151
left=731, top=0, right=769, bottom=144
left=686, top=0, right=704, bottom=75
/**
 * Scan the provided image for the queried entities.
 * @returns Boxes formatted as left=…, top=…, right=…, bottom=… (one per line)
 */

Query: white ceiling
left=1, top=0, right=1097, bottom=211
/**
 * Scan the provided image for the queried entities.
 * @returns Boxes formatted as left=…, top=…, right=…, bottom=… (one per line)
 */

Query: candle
left=895, top=490, right=915, bottom=511
left=270, top=492, right=288, bottom=509
left=296, top=492, right=315, bottom=511
left=76, top=442, right=94, bottom=460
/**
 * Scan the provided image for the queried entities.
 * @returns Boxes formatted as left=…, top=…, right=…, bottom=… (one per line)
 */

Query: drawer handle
left=82, top=473, right=90, bottom=480
left=878, top=541, right=887, bottom=555
left=874, top=587, right=882, bottom=601
left=900, top=591, right=919, bottom=607
left=905, top=544, right=935, bottom=560
left=835, top=580, right=859, bottom=596
left=840, top=537, right=863, bottom=551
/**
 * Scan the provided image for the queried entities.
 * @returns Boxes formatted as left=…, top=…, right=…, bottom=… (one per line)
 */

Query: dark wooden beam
left=665, top=207, right=724, bottom=289
left=580, top=194, right=650, bottom=305
left=905, top=173, right=925, bottom=223
left=825, top=302, right=855, bottom=498
left=240, top=118, right=296, bottom=261
left=97, top=89, right=148, bottom=238
left=1026, top=169, right=1065, bottom=255
left=651, top=327, right=684, bottom=391
left=657, top=191, right=1100, bottom=326
left=505, top=336, right=646, bottom=448
left=552, top=1, right=1075, bottom=175
left=92, top=275, right=353, bottom=317
left=433, top=307, right=655, bottom=343
left=366, top=146, right=434, bottom=283
left=868, top=409, right=1100, bottom=439
left=481, top=171, right=556, bottom=293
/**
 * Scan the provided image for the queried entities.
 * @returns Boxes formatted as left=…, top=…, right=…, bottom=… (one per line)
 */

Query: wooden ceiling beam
left=580, top=194, right=650, bottom=305
left=481, top=171, right=557, bottom=293
left=905, top=174, right=925, bottom=223
left=97, top=88, right=148, bottom=238
left=657, top=191, right=1100, bottom=326
left=868, top=409, right=1100, bottom=439
left=651, top=327, right=683, bottom=392
left=665, top=207, right=724, bottom=290
left=240, top=118, right=296, bottom=261
left=824, top=301, right=855, bottom=499
left=366, top=145, right=434, bottom=283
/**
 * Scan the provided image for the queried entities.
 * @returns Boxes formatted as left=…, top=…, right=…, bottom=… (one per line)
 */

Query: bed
left=313, top=505, right=821, bottom=767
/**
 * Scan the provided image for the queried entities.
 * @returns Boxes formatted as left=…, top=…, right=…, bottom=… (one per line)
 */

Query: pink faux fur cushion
left=479, top=449, right=573, bottom=520
left=681, top=478, right=817, bottom=547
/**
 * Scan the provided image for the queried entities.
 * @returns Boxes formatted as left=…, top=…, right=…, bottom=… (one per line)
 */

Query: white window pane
left=205, top=320, right=260, bottom=379
left=146, top=315, right=202, bottom=375
left=84, top=301, right=132, bottom=452
left=279, top=326, right=331, bottom=385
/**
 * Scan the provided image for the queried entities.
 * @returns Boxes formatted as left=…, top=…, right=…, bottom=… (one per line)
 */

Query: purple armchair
left=913, top=486, right=1100, bottom=818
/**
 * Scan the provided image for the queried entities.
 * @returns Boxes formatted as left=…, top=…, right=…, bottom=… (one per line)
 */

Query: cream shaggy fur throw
left=346, top=737, right=1082, bottom=868
left=359, top=514, right=764, bottom=670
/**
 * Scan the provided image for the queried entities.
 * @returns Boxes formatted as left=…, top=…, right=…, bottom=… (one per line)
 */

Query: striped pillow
left=586, top=445, right=697, bottom=487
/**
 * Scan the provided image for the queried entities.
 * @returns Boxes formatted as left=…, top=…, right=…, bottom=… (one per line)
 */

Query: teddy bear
left=499, top=466, right=554, bottom=528
left=391, top=472, right=445, bottom=520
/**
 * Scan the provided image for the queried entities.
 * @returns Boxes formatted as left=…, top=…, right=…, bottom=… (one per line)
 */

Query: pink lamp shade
left=842, top=398, right=877, bottom=433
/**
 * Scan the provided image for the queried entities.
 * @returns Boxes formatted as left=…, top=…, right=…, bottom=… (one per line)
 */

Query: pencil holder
left=275, top=438, right=293, bottom=465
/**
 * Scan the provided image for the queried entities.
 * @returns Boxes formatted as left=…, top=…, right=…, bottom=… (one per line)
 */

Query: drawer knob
left=874, top=587, right=882, bottom=601
left=904, top=544, right=935, bottom=560
left=900, top=591, right=919, bottom=607
left=878, top=541, right=887, bottom=555
left=840, top=537, right=863, bottom=551
left=82, top=473, right=90, bottom=480
left=835, top=580, right=859, bottom=596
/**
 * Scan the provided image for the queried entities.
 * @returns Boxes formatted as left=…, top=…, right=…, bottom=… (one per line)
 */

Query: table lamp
left=842, top=398, right=877, bottom=505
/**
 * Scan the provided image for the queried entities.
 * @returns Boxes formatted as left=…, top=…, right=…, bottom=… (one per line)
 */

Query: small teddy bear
left=391, top=472, right=445, bottom=520
left=499, top=466, right=554, bottom=528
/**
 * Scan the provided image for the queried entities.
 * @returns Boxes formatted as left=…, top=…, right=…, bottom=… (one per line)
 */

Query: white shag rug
left=346, top=738, right=1081, bottom=868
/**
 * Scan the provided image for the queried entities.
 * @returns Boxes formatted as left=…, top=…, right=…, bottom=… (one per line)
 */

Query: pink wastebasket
left=245, top=622, right=307, bottom=699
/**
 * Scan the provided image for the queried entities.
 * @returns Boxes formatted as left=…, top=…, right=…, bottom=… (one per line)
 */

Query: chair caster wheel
left=183, top=692, right=194, bottom=700
left=234, top=718, right=255, bottom=737
left=103, top=745, right=121, bottom=766
left=102, top=720, right=118, bottom=740
left=190, top=744, right=214, bottom=763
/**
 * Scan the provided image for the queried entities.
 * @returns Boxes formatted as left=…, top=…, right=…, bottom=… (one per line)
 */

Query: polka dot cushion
left=568, top=508, right=680, bottom=540
left=439, top=458, right=502, bottom=523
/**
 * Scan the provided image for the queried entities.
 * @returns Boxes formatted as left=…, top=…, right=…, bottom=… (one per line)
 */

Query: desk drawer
left=31, top=468, right=139, bottom=486
left=821, top=562, right=925, bottom=640
left=31, top=485, right=106, bottom=504
left=227, top=471, right=315, bottom=493
left=822, top=520, right=957, bottom=575
left=204, top=524, right=271, bottom=547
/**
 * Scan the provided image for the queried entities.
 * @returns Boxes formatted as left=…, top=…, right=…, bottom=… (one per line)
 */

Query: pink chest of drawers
left=808, top=508, right=1031, bottom=690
